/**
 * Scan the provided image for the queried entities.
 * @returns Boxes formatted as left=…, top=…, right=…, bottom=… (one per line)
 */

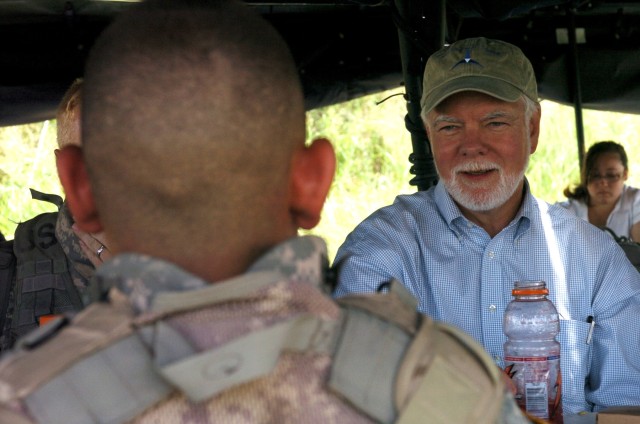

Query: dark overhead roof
left=3, top=0, right=640, bottom=127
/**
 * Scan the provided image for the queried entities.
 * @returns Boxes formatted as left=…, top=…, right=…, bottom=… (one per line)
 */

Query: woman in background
left=559, top=140, right=640, bottom=240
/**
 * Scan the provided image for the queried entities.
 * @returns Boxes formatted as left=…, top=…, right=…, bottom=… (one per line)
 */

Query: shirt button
left=488, top=251, right=495, bottom=259
left=489, top=304, right=497, bottom=313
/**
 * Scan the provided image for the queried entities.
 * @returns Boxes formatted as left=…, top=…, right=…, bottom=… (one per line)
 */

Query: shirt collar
left=94, top=235, right=329, bottom=314
left=248, top=235, right=329, bottom=288
left=55, top=202, right=96, bottom=293
left=434, top=180, right=463, bottom=226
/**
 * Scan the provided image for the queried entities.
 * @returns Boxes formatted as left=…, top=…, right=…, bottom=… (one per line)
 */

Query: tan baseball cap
left=420, top=37, right=538, bottom=115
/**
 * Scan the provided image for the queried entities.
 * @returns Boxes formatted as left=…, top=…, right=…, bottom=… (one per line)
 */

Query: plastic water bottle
left=503, top=281, right=563, bottom=423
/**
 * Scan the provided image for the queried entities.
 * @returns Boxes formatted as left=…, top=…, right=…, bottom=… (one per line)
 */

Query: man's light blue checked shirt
left=334, top=180, right=640, bottom=415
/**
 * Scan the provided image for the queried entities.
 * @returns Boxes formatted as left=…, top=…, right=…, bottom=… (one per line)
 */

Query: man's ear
left=56, top=145, right=104, bottom=233
left=528, top=104, right=542, bottom=154
left=289, top=138, right=336, bottom=230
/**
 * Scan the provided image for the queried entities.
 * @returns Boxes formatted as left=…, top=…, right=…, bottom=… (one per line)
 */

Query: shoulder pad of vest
left=330, top=281, right=509, bottom=424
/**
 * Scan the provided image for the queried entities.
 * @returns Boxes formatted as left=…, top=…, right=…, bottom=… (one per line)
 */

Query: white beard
left=440, top=158, right=528, bottom=212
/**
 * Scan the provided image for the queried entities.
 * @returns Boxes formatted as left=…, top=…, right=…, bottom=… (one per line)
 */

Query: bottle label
left=504, top=355, right=563, bottom=423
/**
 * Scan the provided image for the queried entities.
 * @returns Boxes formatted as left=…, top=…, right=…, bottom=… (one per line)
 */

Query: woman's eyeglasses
left=588, top=173, right=622, bottom=184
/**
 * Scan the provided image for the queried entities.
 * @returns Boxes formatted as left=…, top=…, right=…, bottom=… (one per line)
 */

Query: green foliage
left=0, top=121, right=61, bottom=237
left=304, top=91, right=414, bottom=259
left=528, top=100, right=581, bottom=203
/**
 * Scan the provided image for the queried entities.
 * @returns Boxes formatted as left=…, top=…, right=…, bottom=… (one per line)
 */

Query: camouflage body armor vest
left=0, top=190, right=85, bottom=351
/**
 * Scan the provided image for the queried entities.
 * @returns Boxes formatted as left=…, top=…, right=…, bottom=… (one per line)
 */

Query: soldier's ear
left=289, top=138, right=335, bottom=230
left=56, top=145, right=104, bottom=233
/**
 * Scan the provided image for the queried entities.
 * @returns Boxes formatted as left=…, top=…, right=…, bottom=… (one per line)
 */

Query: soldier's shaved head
left=76, top=0, right=323, bottom=279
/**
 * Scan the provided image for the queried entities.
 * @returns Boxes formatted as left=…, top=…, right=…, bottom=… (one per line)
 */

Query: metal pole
left=567, top=4, right=586, bottom=169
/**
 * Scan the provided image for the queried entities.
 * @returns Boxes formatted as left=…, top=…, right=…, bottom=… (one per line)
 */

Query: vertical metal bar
left=393, top=0, right=443, bottom=191
left=567, top=4, right=586, bottom=169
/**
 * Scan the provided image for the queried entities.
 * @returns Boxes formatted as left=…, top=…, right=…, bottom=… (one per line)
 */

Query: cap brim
left=421, top=75, right=523, bottom=115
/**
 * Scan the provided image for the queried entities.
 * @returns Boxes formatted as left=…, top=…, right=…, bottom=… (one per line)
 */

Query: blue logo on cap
left=452, top=48, right=482, bottom=69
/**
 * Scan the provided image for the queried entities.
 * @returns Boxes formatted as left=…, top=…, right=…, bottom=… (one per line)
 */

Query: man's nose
left=459, top=129, right=488, bottom=156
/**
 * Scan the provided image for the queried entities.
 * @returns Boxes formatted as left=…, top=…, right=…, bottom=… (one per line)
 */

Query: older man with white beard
left=333, top=37, right=640, bottom=416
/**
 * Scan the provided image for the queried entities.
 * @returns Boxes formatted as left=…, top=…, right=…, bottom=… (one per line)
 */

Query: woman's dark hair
left=563, top=140, right=628, bottom=202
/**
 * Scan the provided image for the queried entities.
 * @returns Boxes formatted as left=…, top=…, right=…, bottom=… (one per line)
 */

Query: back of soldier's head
left=83, top=0, right=305, bottom=255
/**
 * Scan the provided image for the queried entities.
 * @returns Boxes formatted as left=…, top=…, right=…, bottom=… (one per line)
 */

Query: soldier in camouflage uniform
left=0, top=0, right=532, bottom=422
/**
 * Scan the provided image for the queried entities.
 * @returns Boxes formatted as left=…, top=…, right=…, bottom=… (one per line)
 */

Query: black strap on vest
left=29, top=189, right=63, bottom=210
left=0, top=239, right=17, bottom=351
